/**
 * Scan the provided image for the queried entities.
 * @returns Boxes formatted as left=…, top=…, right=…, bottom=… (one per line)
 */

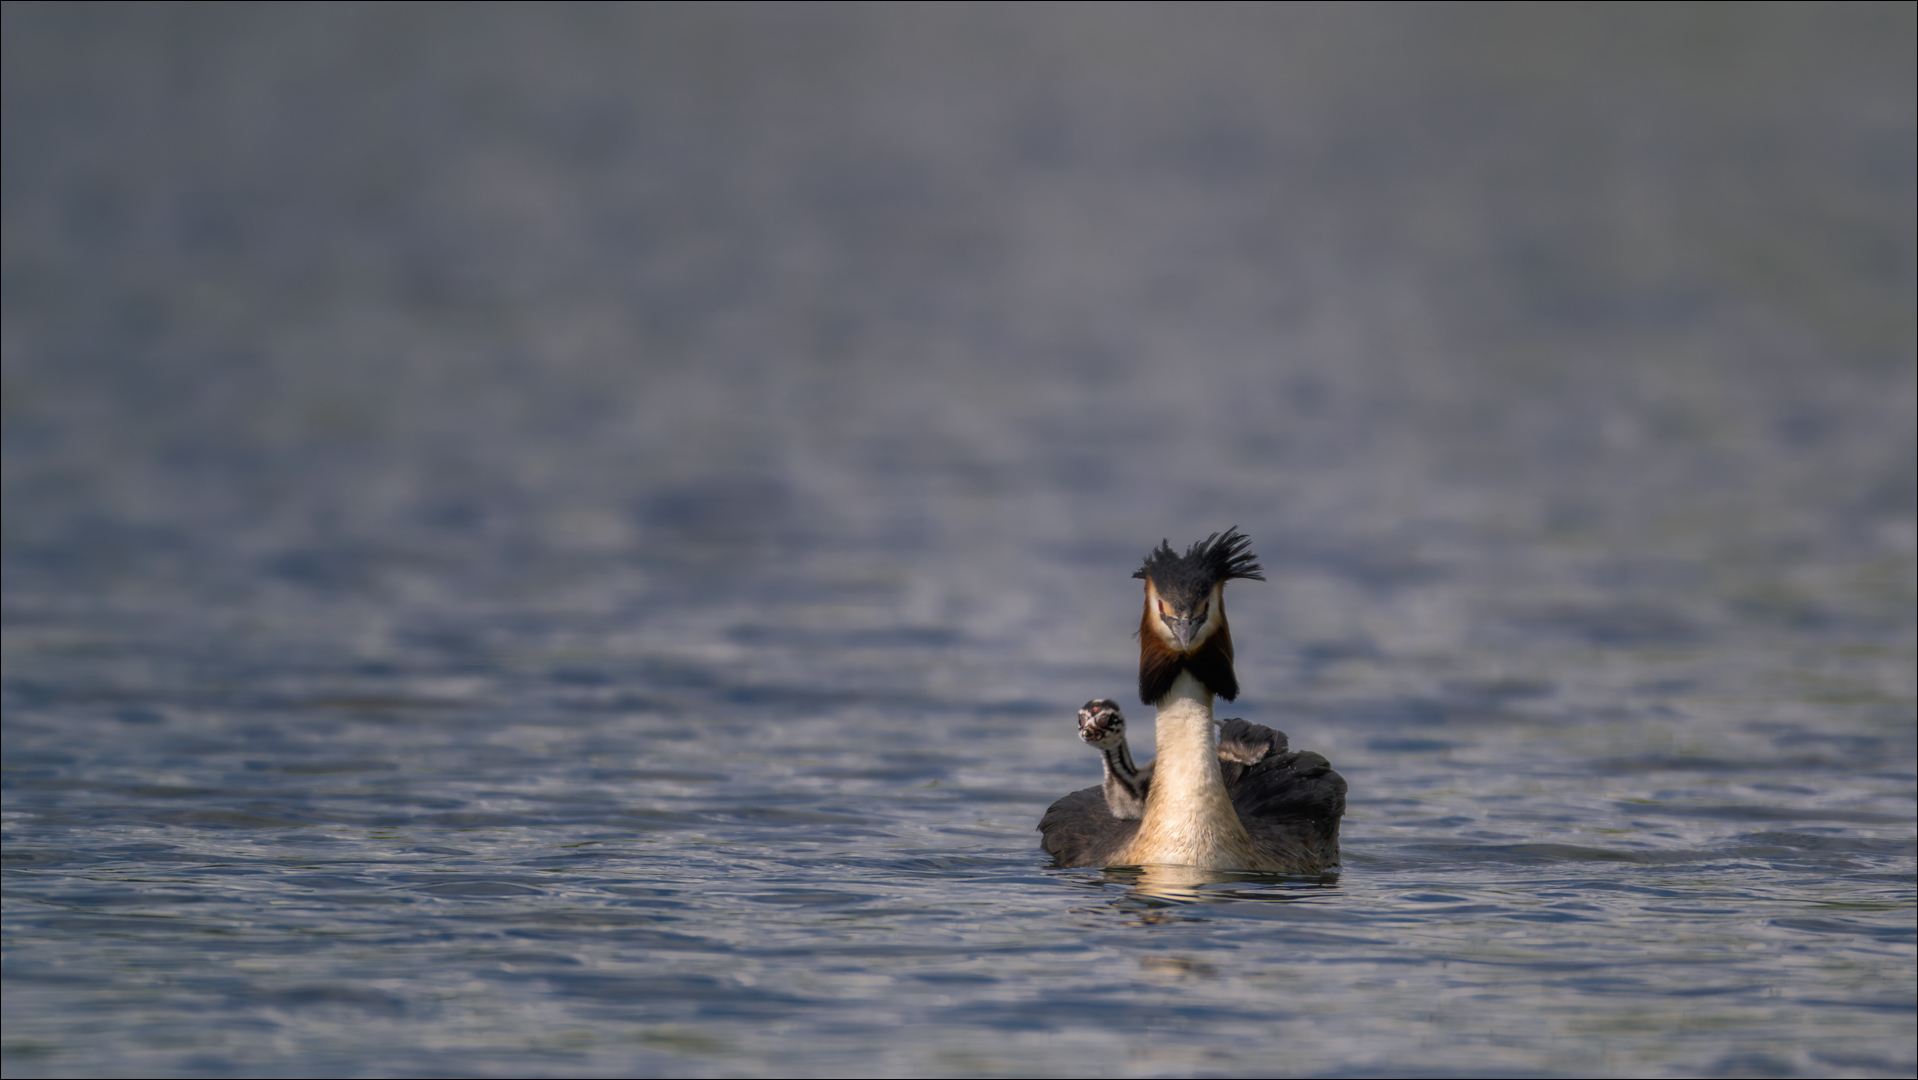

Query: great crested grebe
left=1038, top=529, right=1345, bottom=872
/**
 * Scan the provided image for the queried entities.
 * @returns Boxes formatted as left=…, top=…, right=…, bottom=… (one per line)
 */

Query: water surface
left=4, top=6, right=1913, bottom=1077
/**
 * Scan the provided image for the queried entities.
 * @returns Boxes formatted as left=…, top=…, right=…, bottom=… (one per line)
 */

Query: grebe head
left=1132, top=527, right=1264, bottom=704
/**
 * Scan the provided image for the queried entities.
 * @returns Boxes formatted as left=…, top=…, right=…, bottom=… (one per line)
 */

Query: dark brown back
left=1037, top=718, right=1344, bottom=872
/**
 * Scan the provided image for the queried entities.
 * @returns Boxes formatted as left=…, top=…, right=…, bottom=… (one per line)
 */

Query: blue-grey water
left=3, top=6, right=1913, bottom=1078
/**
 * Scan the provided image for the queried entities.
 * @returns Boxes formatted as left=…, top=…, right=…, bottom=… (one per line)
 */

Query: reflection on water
left=1096, top=864, right=1340, bottom=905
left=4, top=5, right=1914, bottom=1078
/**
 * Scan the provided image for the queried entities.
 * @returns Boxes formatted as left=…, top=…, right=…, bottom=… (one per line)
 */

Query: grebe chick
left=1076, top=699, right=1146, bottom=819
left=1039, top=529, right=1345, bottom=873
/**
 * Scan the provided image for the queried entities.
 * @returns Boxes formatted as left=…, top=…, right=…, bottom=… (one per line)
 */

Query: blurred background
left=7, top=3, right=1910, bottom=667
left=3, top=5, right=1913, bottom=1078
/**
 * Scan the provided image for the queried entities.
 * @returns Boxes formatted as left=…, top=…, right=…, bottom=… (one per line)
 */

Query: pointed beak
left=1162, top=614, right=1200, bottom=651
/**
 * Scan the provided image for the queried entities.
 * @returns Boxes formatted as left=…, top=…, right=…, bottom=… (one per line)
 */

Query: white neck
left=1120, top=670, right=1256, bottom=869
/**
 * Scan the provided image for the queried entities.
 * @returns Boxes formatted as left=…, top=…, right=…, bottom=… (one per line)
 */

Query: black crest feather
left=1131, top=527, right=1264, bottom=609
